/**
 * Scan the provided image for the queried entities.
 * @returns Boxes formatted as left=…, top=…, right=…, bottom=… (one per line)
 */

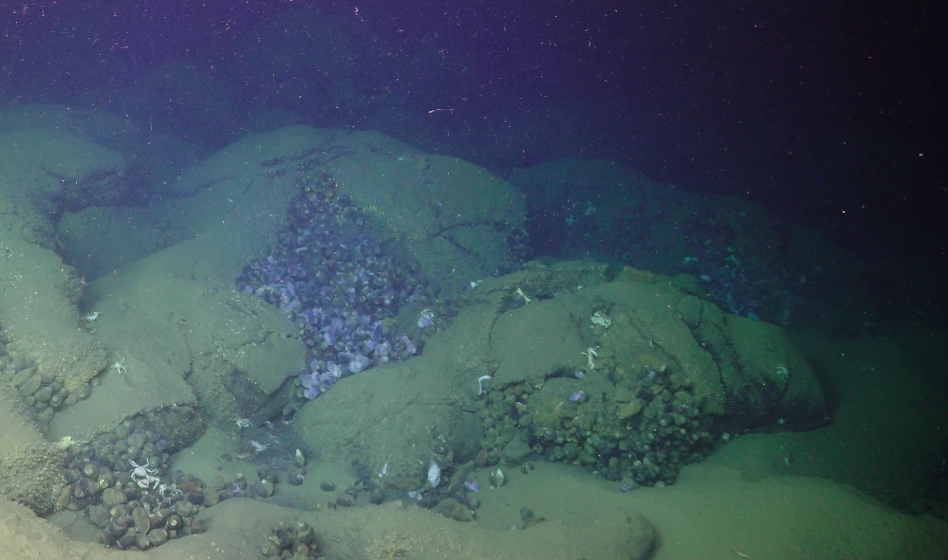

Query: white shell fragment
left=427, top=461, right=441, bottom=488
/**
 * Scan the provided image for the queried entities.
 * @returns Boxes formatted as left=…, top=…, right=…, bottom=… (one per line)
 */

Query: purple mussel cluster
left=238, top=174, right=433, bottom=400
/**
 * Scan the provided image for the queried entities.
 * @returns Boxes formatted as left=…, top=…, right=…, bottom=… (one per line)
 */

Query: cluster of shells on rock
left=342, top=452, right=484, bottom=523
left=82, top=486, right=206, bottom=550
left=0, top=331, right=92, bottom=435
left=59, top=406, right=324, bottom=549
left=237, top=172, right=440, bottom=407
left=57, top=407, right=207, bottom=549
left=478, top=365, right=716, bottom=489
left=260, top=520, right=321, bottom=560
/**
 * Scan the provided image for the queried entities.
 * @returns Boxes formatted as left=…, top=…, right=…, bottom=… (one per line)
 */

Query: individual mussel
left=174, top=500, right=197, bottom=517
left=261, top=541, right=281, bottom=557
left=84, top=504, right=112, bottom=529
left=72, top=477, right=100, bottom=499
left=147, top=528, right=169, bottom=546
left=108, top=515, right=130, bottom=538
left=295, top=521, right=315, bottom=545
left=148, top=508, right=170, bottom=528
left=256, top=466, right=275, bottom=482
left=116, top=533, right=137, bottom=550
left=81, top=462, right=99, bottom=479
left=122, top=481, right=141, bottom=501
left=133, top=531, right=151, bottom=550
left=165, top=514, right=183, bottom=532
left=268, top=527, right=293, bottom=549
left=101, top=487, right=127, bottom=508
left=131, top=506, right=151, bottom=532
left=252, top=479, right=275, bottom=498
left=97, top=471, right=115, bottom=489
left=63, top=468, right=82, bottom=484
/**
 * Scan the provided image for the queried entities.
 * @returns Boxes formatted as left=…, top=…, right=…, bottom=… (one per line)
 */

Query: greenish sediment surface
left=2, top=111, right=947, bottom=559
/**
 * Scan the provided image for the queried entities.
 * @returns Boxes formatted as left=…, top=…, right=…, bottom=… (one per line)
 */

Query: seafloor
left=1, top=105, right=947, bottom=560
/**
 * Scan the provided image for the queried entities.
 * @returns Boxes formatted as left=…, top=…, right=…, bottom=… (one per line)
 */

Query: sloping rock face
left=16, top=122, right=528, bottom=435
left=297, top=262, right=826, bottom=490
left=482, top=265, right=824, bottom=485
left=0, top=398, right=63, bottom=516
left=2, top=114, right=527, bottom=521
left=0, top=333, right=64, bottom=515
left=0, top=127, right=120, bottom=435
left=486, top=265, right=824, bottom=424
left=2, top=110, right=527, bottom=449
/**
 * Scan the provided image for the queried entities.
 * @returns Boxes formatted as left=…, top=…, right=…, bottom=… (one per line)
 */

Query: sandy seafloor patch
left=4, top=456, right=948, bottom=560
left=5, top=329, right=948, bottom=560
left=2, top=119, right=947, bottom=558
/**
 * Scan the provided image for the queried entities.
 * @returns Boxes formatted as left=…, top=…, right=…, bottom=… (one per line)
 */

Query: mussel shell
left=100, top=530, right=118, bottom=548
left=131, top=506, right=151, bottom=532
left=116, top=533, right=137, bottom=550
left=84, top=504, right=112, bottom=529
left=81, top=462, right=99, bottom=479
left=489, top=468, right=506, bottom=488
left=268, top=528, right=293, bottom=548
left=101, top=454, right=118, bottom=470
left=368, top=489, right=385, bottom=505
left=149, top=508, right=170, bottom=527
left=147, top=528, right=168, bottom=546
left=256, top=466, right=275, bottom=482
left=102, top=487, right=127, bottom=508
left=186, top=491, right=205, bottom=505
left=108, top=515, right=130, bottom=538
left=174, top=501, right=197, bottom=517
left=63, top=468, right=82, bottom=484
left=122, top=482, right=140, bottom=500
left=134, top=531, right=152, bottom=550
left=97, top=471, right=115, bottom=488
left=253, top=480, right=274, bottom=498
left=287, top=471, right=305, bottom=486
left=295, top=521, right=315, bottom=545
left=165, top=514, right=183, bottom=530
left=72, top=477, right=99, bottom=499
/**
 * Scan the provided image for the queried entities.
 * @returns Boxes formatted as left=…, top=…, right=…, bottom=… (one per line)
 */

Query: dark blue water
left=3, top=2, right=940, bottom=327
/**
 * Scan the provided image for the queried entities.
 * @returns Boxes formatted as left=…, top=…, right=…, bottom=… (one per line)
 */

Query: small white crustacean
left=110, top=358, right=127, bottom=375
left=129, top=459, right=160, bottom=489
left=235, top=417, right=251, bottom=429
left=80, top=311, right=102, bottom=332
left=250, top=439, right=270, bottom=453
left=417, top=308, right=436, bottom=329
left=590, top=311, right=612, bottom=329
left=581, top=346, right=598, bottom=370
left=157, top=482, right=180, bottom=499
